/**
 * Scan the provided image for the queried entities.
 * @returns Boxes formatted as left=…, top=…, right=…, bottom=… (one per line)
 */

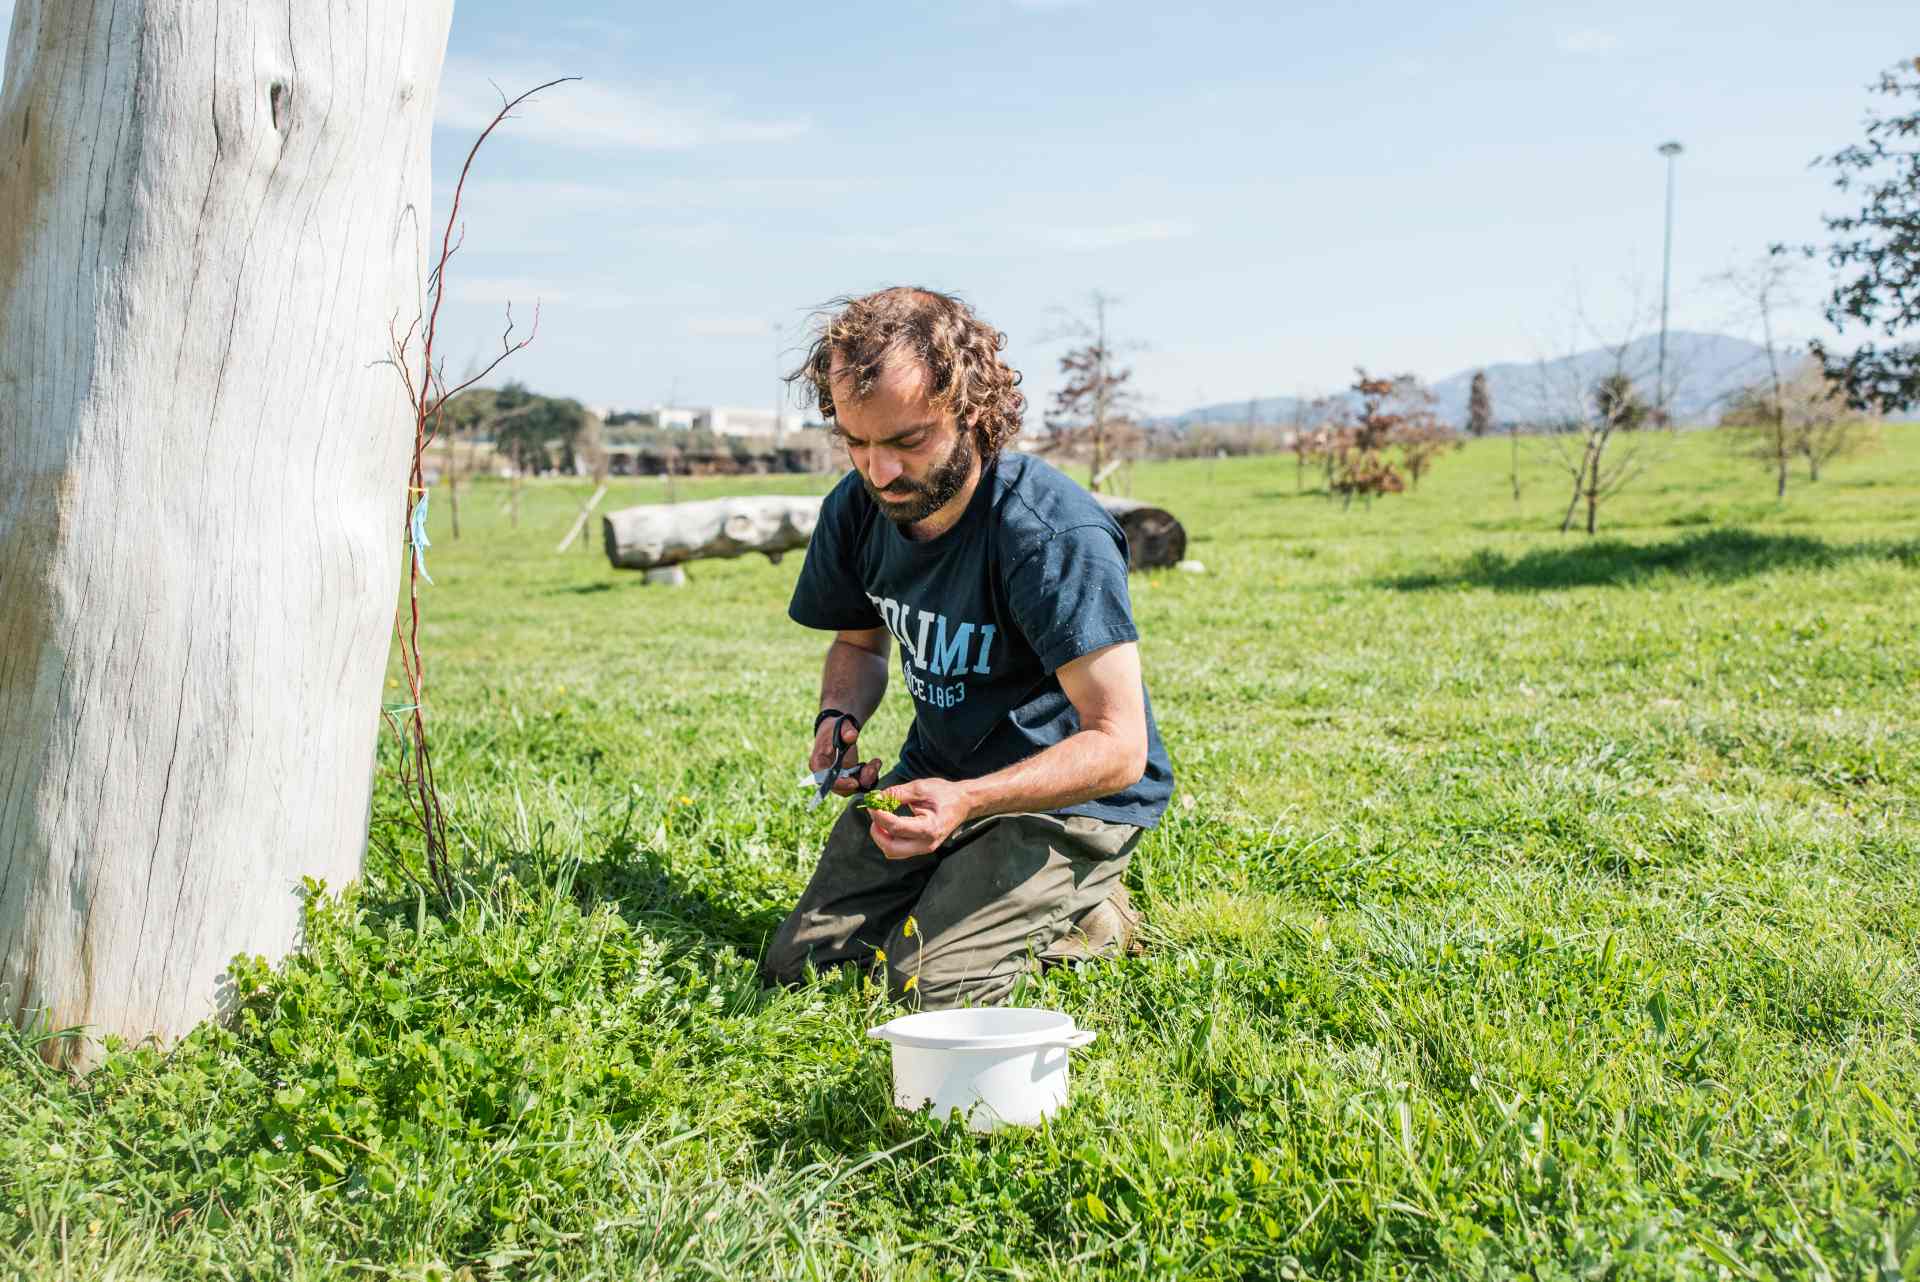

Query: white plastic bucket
left=867, top=1007, right=1098, bottom=1133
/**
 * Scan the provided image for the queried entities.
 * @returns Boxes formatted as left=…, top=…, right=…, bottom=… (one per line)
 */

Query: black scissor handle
left=816, top=711, right=861, bottom=800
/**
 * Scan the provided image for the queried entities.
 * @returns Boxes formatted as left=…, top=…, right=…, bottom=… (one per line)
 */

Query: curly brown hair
left=787, top=287, right=1027, bottom=458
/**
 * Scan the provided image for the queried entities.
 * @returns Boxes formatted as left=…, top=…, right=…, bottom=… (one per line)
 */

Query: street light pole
left=1656, top=140, right=1684, bottom=427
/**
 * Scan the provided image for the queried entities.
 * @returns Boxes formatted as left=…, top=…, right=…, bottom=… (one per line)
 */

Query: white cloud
left=838, top=218, right=1194, bottom=257
left=443, top=277, right=651, bottom=310
left=1029, top=220, right=1196, bottom=252
left=434, top=57, right=809, bottom=151
left=458, top=175, right=854, bottom=214
left=1010, top=0, right=1095, bottom=9
left=1557, top=29, right=1620, bottom=55
left=835, top=225, right=978, bottom=256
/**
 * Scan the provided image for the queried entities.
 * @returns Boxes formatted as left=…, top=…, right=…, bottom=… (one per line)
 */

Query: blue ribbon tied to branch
left=409, top=489, right=433, bottom=585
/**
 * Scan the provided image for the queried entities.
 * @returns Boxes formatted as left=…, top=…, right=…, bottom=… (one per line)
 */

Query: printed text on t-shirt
left=865, top=592, right=997, bottom=710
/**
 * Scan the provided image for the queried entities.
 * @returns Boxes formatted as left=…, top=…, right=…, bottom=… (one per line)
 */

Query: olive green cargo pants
left=760, top=790, right=1141, bottom=1008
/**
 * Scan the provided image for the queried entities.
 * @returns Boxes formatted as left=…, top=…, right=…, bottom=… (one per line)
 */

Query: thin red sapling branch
left=383, top=76, right=576, bottom=902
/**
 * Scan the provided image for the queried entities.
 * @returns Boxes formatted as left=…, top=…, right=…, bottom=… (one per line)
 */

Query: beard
left=863, top=429, right=975, bottom=526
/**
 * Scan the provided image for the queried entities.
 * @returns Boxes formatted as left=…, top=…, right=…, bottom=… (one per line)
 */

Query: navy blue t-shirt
left=788, top=451, right=1174, bottom=829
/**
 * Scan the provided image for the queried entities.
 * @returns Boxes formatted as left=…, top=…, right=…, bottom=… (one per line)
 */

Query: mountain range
left=1161, top=331, right=1779, bottom=429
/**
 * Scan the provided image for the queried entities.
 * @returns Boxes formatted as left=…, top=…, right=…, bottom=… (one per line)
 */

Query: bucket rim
left=867, top=1006, right=1096, bottom=1052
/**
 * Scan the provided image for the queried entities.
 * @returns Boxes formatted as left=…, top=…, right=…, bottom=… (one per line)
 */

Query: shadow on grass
left=567, top=829, right=792, bottom=958
left=1384, top=528, right=1919, bottom=592
left=362, top=799, right=792, bottom=967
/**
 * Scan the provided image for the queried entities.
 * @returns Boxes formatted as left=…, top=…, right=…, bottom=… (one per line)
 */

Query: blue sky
left=423, top=0, right=1909, bottom=418
left=4, top=1, right=1912, bottom=416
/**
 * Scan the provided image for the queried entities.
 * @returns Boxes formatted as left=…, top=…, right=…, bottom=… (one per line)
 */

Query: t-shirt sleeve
left=1004, top=523, right=1140, bottom=674
left=788, top=487, right=883, bottom=631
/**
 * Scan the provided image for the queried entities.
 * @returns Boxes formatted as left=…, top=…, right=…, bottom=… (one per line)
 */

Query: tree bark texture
left=602, top=492, right=1189, bottom=573
left=1093, top=496, right=1186, bottom=570
left=603, top=496, right=825, bottom=571
left=0, top=0, right=454, bottom=1064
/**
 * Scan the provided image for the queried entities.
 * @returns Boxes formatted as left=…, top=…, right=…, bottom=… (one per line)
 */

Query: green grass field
left=5, top=429, right=1918, bottom=1279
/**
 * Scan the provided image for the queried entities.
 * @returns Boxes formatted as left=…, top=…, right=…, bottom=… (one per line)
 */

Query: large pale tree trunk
left=0, top=0, right=455, bottom=1065
left=603, top=496, right=825, bottom=571
left=601, top=492, right=1190, bottom=573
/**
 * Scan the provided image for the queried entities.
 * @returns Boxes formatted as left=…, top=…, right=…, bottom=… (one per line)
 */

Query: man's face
left=830, top=356, right=976, bottom=527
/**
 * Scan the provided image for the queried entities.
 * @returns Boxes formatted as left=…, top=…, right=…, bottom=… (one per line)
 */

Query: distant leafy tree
left=487, top=383, right=587, bottom=475
left=1466, top=370, right=1494, bottom=436
left=436, top=381, right=582, bottom=527
left=1803, top=57, right=1920, bottom=412
left=1328, top=371, right=1456, bottom=505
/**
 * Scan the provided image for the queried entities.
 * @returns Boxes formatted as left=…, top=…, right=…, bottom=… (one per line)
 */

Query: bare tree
left=1042, top=291, right=1139, bottom=493
left=1397, top=415, right=1459, bottom=490
left=435, top=357, right=498, bottom=541
left=1288, top=396, right=1318, bottom=492
left=385, top=82, right=562, bottom=906
left=1533, top=298, right=1670, bottom=535
left=574, top=408, right=612, bottom=485
left=1711, top=255, right=1799, bottom=498
left=1722, top=359, right=1879, bottom=483
left=1290, top=424, right=1314, bottom=492
left=556, top=409, right=613, bottom=555
left=441, top=422, right=464, bottom=540
left=1796, top=378, right=1879, bottom=481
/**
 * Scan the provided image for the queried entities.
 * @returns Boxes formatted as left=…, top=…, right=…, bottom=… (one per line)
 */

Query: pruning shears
left=796, top=710, right=861, bottom=808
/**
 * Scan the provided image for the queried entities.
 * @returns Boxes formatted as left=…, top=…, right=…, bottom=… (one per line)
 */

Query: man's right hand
left=813, top=715, right=881, bottom=796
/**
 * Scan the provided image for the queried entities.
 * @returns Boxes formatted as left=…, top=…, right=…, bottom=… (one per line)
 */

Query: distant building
left=696, top=407, right=810, bottom=437
left=600, top=404, right=827, bottom=436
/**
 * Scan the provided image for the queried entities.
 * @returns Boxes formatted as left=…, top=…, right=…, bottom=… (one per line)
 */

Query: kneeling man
left=761, top=286, right=1174, bottom=1008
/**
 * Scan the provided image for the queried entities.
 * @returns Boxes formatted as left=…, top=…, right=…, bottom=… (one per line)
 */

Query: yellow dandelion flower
left=874, top=948, right=887, bottom=965
left=902, top=975, right=919, bottom=993
left=677, top=794, right=691, bottom=806
left=902, top=916, right=917, bottom=939
left=557, top=685, right=567, bottom=695
left=388, top=679, right=399, bottom=689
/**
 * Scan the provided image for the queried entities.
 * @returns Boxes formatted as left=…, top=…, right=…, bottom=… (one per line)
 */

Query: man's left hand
left=867, top=778, right=972, bottom=859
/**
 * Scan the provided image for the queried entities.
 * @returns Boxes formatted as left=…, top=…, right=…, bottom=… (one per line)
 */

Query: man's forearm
left=956, top=727, right=1146, bottom=820
left=819, top=637, right=888, bottom=724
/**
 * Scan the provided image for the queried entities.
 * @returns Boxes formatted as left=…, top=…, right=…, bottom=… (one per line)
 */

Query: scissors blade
left=799, top=763, right=843, bottom=806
